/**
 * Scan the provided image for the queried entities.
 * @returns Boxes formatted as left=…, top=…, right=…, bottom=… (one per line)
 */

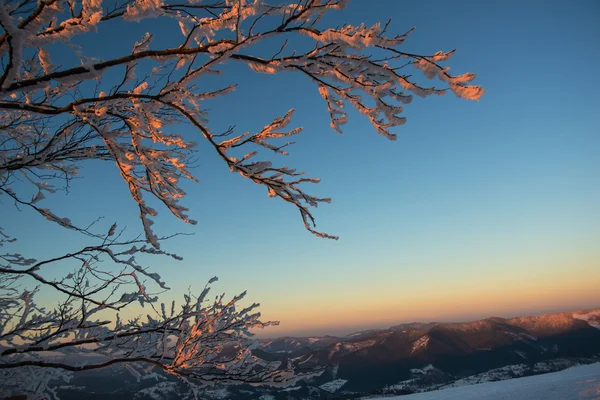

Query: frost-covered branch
left=0, top=233, right=293, bottom=398
left=0, top=0, right=483, bottom=243
left=0, top=0, right=483, bottom=397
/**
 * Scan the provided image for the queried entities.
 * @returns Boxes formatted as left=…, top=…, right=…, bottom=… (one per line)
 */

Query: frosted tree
left=0, top=0, right=483, bottom=398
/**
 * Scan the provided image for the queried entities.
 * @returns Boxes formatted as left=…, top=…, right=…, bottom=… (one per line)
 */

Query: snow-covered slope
left=371, top=362, right=600, bottom=400
left=574, top=310, right=600, bottom=329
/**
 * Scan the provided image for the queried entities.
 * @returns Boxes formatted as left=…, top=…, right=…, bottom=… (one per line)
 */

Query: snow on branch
left=0, top=230, right=296, bottom=398
left=0, top=0, right=483, bottom=243
left=0, top=280, right=294, bottom=396
left=0, top=0, right=483, bottom=397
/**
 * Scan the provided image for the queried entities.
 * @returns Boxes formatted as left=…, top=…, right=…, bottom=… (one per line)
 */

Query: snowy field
left=372, top=362, right=600, bottom=400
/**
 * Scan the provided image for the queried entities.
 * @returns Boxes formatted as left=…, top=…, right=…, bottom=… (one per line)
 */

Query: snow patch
left=411, top=335, right=430, bottom=354
left=320, top=379, right=348, bottom=393
left=134, top=382, right=179, bottom=400
left=373, top=362, right=600, bottom=400
left=442, top=364, right=529, bottom=388
left=410, top=364, right=439, bottom=374
left=343, top=339, right=376, bottom=352
left=574, top=312, right=600, bottom=330
left=514, top=350, right=527, bottom=359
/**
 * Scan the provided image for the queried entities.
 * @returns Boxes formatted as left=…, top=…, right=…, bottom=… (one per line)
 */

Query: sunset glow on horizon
left=256, top=267, right=600, bottom=337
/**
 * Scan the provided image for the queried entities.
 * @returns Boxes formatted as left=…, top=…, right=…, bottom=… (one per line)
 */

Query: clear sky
left=3, top=0, right=599, bottom=338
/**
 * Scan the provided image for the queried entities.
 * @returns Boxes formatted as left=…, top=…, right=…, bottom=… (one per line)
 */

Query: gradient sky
left=2, top=0, right=599, bottom=338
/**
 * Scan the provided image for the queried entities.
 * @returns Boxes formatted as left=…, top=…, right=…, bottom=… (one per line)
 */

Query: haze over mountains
left=57, top=308, right=600, bottom=399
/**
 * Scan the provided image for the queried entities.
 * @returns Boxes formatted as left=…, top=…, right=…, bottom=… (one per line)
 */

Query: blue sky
left=2, top=0, right=599, bottom=337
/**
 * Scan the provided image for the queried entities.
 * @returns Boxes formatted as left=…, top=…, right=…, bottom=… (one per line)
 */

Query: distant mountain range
left=57, top=308, right=600, bottom=399
left=251, top=308, right=600, bottom=397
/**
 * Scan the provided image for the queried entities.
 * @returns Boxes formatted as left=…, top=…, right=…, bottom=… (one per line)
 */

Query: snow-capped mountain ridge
left=255, top=308, right=600, bottom=395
